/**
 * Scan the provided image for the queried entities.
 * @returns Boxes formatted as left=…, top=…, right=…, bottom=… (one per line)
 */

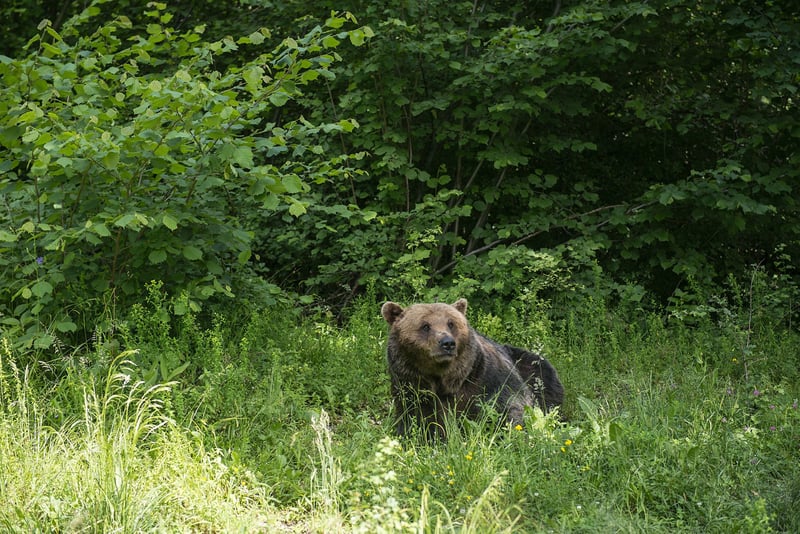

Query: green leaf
left=247, top=30, right=265, bottom=45
left=115, top=214, right=136, bottom=228
left=182, top=245, right=203, bottom=261
left=243, top=65, right=264, bottom=93
left=322, top=35, right=340, bottom=48
left=301, top=70, right=320, bottom=83
left=149, top=249, right=167, bottom=264
left=282, top=174, right=305, bottom=194
left=165, top=361, right=190, bottom=381
left=92, top=222, right=111, bottom=237
left=349, top=29, right=366, bottom=47
left=288, top=200, right=307, bottom=217
left=268, top=91, right=290, bottom=107
left=162, top=214, right=178, bottom=231
left=55, top=320, right=77, bottom=333
left=33, top=334, right=55, bottom=349
left=232, top=146, right=254, bottom=168
left=22, top=129, right=40, bottom=143
left=31, top=280, right=54, bottom=298
left=173, top=299, right=188, bottom=315
left=325, top=16, right=345, bottom=29
left=0, top=229, right=17, bottom=242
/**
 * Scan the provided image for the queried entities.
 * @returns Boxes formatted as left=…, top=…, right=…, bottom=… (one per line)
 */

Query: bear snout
left=438, top=335, right=456, bottom=354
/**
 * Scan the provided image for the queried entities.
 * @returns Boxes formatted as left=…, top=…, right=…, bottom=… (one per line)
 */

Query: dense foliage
left=0, top=2, right=370, bottom=349
left=2, top=1, right=799, bottom=341
left=249, top=0, right=800, bottom=307
left=1, top=3, right=799, bottom=531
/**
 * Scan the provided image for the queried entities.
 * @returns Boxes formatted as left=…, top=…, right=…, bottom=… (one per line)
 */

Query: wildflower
left=564, top=439, right=573, bottom=446
left=36, top=256, right=44, bottom=265
left=580, top=465, right=591, bottom=472
left=753, top=388, right=761, bottom=397
left=731, top=357, right=737, bottom=363
left=465, top=452, right=473, bottom=461
left=514, top=424, right=523, bottom=431
left=770, top=426, right=777, bottom=432
left=448, top=479, right=455, bottom=485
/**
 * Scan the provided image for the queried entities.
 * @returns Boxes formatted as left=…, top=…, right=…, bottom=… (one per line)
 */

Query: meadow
left=1, top=287, right=798, bottom=533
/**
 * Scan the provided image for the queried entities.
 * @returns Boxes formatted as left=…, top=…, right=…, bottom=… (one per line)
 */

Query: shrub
left=0, top=4, right=370, bottom=352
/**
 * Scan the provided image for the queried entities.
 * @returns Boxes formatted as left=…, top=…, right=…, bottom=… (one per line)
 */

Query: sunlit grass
left=0, top=347, right=282, bottom=532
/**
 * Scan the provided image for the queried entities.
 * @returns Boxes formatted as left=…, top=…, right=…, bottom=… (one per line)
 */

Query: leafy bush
left=0, top=3, right=370, bottom=351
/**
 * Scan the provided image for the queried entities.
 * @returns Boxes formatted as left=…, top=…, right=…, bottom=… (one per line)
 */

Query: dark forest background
left=2, top=0, right=798, bottom=349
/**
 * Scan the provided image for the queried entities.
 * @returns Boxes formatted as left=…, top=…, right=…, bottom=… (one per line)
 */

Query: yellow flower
left=560, top=447, right=566, bottom=453
left=564, top=439, right=573, bottom=446
left=465, top=452, right=473, bottom=461
left=514, top=424, right=523, bottom=431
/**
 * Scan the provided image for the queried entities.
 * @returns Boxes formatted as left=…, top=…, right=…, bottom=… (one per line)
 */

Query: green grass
left=0, top=293, right=798, bottom=532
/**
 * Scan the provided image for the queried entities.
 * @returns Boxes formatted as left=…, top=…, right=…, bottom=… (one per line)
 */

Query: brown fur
left=382, top=298, right=564, bottom=438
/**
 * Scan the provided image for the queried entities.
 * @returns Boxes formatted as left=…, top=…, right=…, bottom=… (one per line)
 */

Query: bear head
left=381, top=299, right=471, bottom=375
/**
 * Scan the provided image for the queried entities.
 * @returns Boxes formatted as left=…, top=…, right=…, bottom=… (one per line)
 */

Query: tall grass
left=1, top=284, right=798, bottom=532
left=0, top=344, right=280, bottom=532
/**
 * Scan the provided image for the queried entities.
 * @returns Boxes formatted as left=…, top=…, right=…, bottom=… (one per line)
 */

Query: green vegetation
left=2, top=282, right=799, bottom=532
left=1, top=1, right=798, bottom=531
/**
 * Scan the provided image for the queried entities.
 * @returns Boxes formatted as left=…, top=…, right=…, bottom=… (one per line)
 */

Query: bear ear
left=381, top=301, right=404, bottom=325
left=452, top=298, right=468, bottom=315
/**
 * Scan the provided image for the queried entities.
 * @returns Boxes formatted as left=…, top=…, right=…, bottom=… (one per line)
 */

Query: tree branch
left=545, top=0, right=562, bottom=34
left=434, top=200, right=658, bottom=276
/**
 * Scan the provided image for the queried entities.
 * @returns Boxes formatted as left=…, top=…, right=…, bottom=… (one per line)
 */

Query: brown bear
left=381, top=298, right=563, bottom=438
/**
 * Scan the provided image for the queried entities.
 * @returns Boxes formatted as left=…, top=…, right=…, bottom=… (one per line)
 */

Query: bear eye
left=447, top=320, right=455, bottom=330
left=421, top=323, right=431, bottom=333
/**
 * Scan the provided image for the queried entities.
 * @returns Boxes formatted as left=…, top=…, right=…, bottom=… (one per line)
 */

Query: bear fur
left=382, top=298, right=563, bottom=438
